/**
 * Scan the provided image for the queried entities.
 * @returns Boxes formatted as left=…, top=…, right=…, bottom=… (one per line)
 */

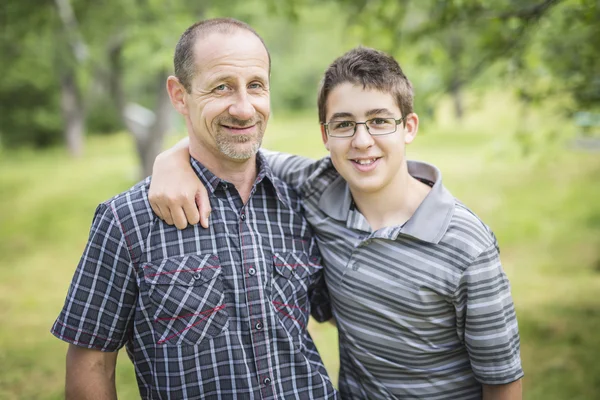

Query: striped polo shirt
left=266, top=152, right=523, bottom=400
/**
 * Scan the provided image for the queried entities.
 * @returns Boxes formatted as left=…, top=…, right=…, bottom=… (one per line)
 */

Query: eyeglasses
left=322, top=117, right=405, bottom=138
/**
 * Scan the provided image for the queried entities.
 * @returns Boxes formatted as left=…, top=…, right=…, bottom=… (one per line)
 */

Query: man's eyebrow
left=365, top=108, right=394, bottom=117
left=329, top=112, right=354, bottom=120
left=207, top=74, right=268, bottom=85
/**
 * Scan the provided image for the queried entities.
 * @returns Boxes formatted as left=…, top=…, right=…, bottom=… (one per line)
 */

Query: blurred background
left=1, top=0, right=599, bottom=399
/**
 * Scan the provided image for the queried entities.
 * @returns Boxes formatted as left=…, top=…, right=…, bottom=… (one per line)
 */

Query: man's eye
left=215, top=84, right=228, bottom=91
left=248, top=82, right=263, bottom=89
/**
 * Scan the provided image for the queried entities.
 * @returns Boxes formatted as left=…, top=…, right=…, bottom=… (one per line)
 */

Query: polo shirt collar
left=318, top=160, right=455, bottom=244
left=189, top=151, right=291, bottom=209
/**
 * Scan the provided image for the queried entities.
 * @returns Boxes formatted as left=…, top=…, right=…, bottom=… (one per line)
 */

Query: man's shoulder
left=292, top=155, right=340, bottom=196
left=265, top=153, right=340, bottom=197
left=99, top=176, right=154, bottom=233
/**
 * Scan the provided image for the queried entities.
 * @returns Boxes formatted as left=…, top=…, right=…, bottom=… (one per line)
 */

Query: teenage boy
left=149, top=47, right=523, bottom=399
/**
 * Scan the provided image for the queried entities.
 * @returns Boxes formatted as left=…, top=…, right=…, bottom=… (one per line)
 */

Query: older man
left=51, top=18, right=337, bottom=400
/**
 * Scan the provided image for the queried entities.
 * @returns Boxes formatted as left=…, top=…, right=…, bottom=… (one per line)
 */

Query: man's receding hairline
left=189, top=27, right=270, bottom=68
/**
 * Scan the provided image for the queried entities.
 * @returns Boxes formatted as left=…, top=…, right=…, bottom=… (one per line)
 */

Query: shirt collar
left=189, top=151, right=292, bottom=209
left=319, top=160, right=455, bottom=244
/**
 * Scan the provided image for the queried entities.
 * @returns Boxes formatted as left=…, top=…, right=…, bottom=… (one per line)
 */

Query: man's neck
left=350, top=163, right=431, bottom=231
left=190, top=146, right=257, bottom=204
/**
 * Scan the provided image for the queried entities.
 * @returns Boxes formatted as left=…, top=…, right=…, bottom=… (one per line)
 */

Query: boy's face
left=321, top=82, right=418, bottom=197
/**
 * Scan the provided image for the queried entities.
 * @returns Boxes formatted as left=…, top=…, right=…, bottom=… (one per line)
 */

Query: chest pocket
left=143, top=254, right=229, bottom=346
left=271, top=252, right=323, bottom=343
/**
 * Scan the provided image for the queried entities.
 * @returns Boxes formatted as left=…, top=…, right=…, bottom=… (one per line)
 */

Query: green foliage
left=0, top=2, right=63, bottom=148
left=1, top=0, right=598, bottom=153
left=1, top=98, right=599, bottom=398
left=336, top=0, right=600, bottom=118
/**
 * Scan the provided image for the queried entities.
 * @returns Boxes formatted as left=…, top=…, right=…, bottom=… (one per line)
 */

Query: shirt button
left=193, top=272, right=202, bottom=280
left=263, top=377, right=272, bottom=385
left=255, top=321, right=263, bottom=330
left=222, top=183, right=228, bottom=190
left=240, top=213, right=246, bottom=221
left=248, top=267, right=256, bottom=276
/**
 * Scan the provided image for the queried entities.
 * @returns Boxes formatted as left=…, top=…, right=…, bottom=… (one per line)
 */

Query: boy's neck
left=350, top=163, right=431, bottom=231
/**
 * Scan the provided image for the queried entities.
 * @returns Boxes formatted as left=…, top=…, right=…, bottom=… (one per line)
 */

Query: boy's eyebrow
left=329, top=112, right=354, bottom=120
left=329, top=109, right=395, bottom=121
left=365, top=108, right=394, bottom=117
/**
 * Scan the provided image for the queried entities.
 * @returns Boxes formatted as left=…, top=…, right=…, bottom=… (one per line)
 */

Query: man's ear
left=320, top=124, right=330, bottom=151
left=403, top=113, right=419, bottom=145
left=166, top=76, right=188, bottom=115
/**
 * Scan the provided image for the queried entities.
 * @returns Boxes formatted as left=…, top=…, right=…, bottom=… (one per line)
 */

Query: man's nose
left=229, top=91, right=255, bottom=121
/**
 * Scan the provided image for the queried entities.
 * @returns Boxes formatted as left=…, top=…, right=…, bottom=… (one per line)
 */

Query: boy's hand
left=148, top=138, right=211, bottom=229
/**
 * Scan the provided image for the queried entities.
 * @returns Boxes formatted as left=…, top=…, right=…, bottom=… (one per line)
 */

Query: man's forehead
left=193, top=30, right=268, bottom=66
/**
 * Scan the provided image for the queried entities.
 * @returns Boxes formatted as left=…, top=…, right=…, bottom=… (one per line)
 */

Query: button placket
left=238, top=212, right=273, bottom=396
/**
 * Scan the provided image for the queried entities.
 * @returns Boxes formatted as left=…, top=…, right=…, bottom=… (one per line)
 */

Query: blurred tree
left=0, top=1, right=65, bottom=149
left=336, top=0, right=600, bottom=118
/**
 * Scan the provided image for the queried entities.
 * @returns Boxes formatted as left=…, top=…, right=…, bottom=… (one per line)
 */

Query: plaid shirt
left=51, top=152, right=337, bottom=400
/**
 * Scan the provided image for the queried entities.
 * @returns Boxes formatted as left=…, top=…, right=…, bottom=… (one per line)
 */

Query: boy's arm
left=149, top=137, right=209, bottom=229
left=66, top=345, right=118, bottom=400
left=482, top=380, right=522, bottom=400
left=454, top=238, right=524, bottom=392
left=149, top=138, right=324, bottom=229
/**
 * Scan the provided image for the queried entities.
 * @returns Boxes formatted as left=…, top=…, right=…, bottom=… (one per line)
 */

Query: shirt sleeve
left=262, top=150, right=322, bottom=194
left=51, top=203, right=138, bottom=352
left=308, top=265, right=332, bottom=323
left=453, top=240, right=524, bottom=384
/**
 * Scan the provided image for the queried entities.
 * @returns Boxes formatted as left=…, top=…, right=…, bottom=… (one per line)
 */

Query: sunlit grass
left=1, top=93, right=599, bottom=399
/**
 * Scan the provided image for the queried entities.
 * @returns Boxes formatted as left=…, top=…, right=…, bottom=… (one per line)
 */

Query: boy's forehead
left=326, top=83, right=398, bottom=117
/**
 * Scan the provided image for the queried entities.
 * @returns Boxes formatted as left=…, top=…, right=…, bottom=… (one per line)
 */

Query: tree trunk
left=59, top=71, right=85, bottom=157
left=54, top=0, right=87, bottom=157
left=137, top=71, right=172, bottom=178
left=448, top=31, right=464, bottom=121
left=450, top=78, right=464, bottom=121
left=108, top=39, right=172, bottom=178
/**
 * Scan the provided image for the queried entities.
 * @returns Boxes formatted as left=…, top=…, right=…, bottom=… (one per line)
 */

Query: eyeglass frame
left=321, top=116, right=406, bottom=138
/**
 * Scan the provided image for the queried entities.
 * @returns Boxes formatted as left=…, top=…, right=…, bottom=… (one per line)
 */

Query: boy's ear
left=321, top=124, right=330, bottom=150
left=166, top=76, right=188, bottom=115
left=403, top=113, right=419, bottom=145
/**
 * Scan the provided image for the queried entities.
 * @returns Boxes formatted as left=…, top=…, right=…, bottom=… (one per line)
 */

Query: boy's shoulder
left=442, top=199, right=499, bottom=265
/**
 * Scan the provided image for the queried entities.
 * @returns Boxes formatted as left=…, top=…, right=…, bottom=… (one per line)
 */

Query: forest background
left=1, top=0, right=599, bottom=399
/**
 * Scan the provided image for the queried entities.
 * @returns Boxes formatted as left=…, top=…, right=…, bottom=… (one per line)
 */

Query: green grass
left=1, top=94, right=599, bottom=399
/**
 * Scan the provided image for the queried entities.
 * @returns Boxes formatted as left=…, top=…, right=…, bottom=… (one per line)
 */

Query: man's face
left=322, top=82, right=417, bottom=196
left=181, top=31, right=270, bottom=162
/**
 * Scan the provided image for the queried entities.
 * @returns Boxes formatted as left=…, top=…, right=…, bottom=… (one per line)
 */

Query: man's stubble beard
left=214, top=119, right=265, bottom=160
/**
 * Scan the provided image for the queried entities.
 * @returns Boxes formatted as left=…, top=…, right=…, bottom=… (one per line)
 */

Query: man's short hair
left=317, top=47, right=414, bottom=124
left=174, top=18, right=271, bottom=93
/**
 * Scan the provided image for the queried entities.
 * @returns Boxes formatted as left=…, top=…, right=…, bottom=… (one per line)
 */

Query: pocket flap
left=143, top=254, right=221, bottom=286
left=273, top=252, right=322, bottom=280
